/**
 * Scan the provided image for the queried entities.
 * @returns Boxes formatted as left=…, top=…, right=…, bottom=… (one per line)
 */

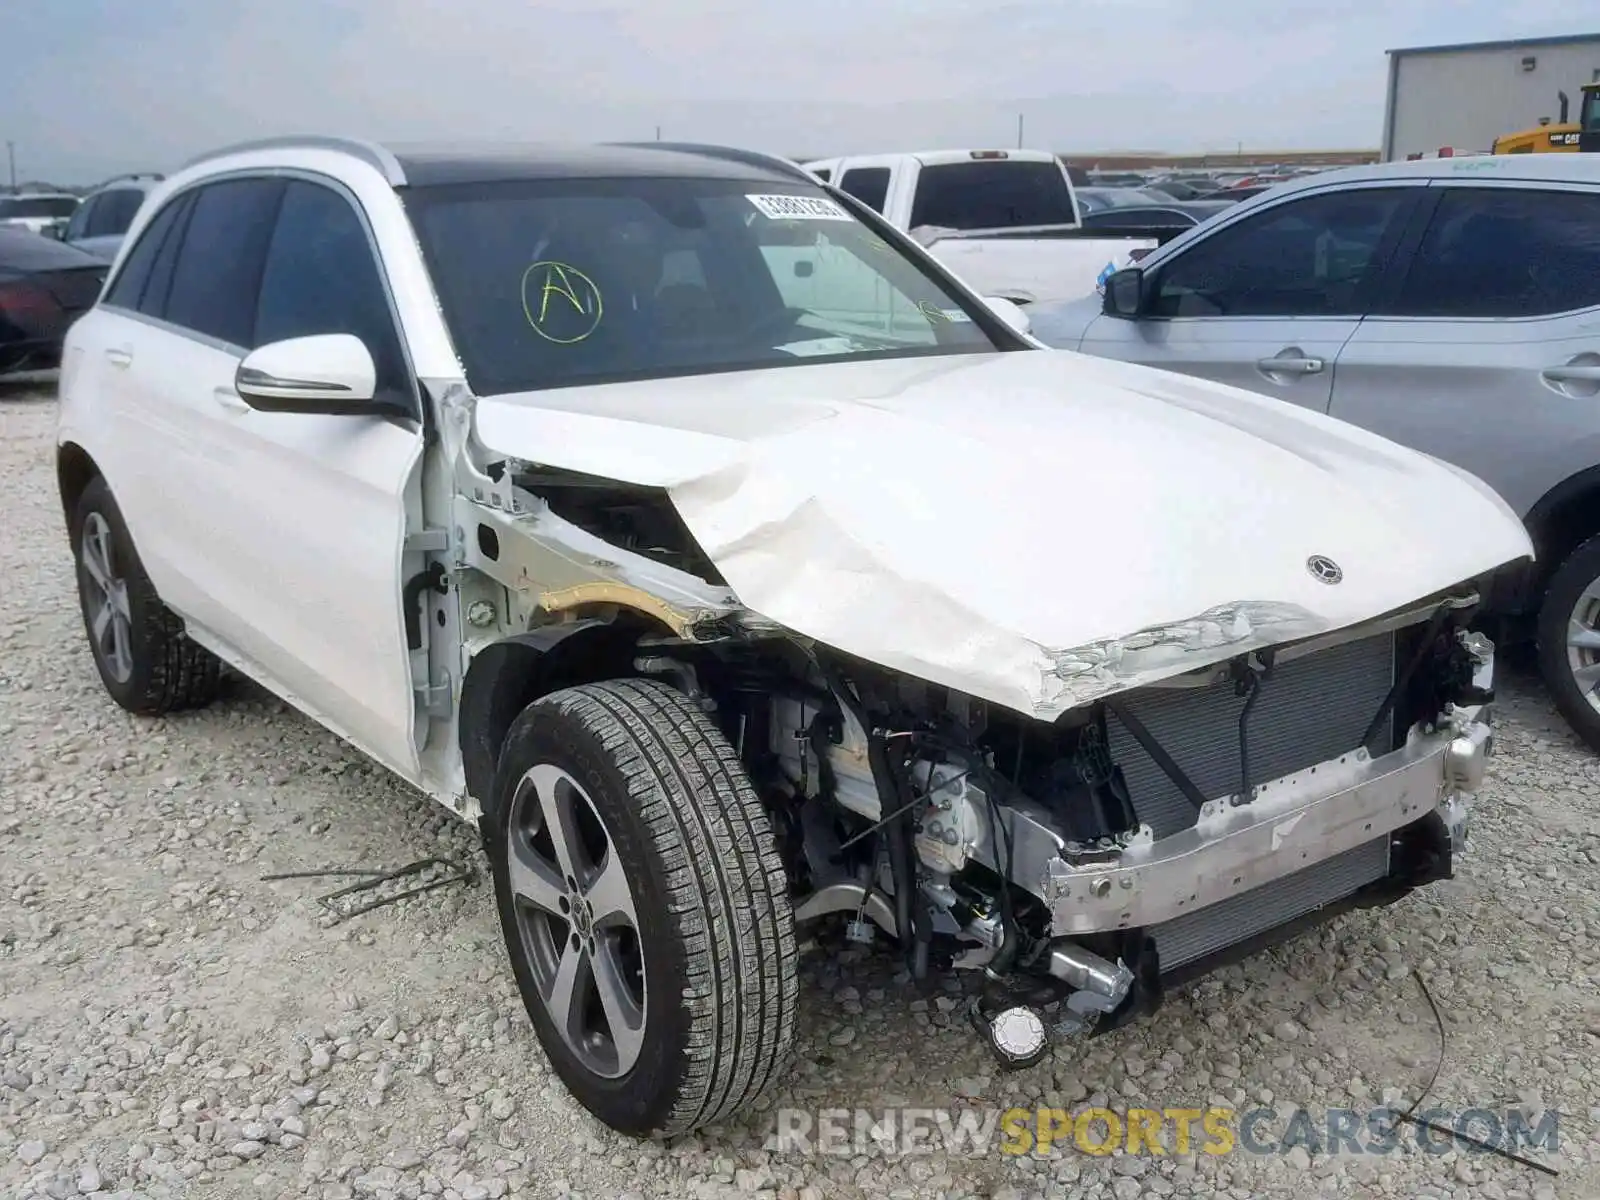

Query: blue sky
left=3, top=0, right=1597, bottom=183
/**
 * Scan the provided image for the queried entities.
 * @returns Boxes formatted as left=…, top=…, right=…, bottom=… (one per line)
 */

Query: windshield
left=907, top=160, right=1076, bottom=230
left=0, top=196, right=78, bottom=219
left=406, top=177, right=998, bottom=395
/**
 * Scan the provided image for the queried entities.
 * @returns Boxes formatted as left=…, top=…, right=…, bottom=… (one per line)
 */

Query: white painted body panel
left=925, top=235, right=1144, bottom=307
left=477, top=348, right=1532, bottom=719
left=0, top=217, right=60, bottom=235
left=62, top=305, right=425, bottom=774
left=56, top=141, right=442, bottom=780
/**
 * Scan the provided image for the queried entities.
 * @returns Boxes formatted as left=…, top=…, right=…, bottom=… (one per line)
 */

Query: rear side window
left=255, top=181, right=411, bottom=401
left=140, top=194, right=195, bottom=319
left=88, top=189, right=146, bottom=238
left=811, top=167, right=831, bottom=183
left=64, top=196, right=97, bottom=242
left=1382, top=188, right=1600, bottom=318
left=908, top=161, right=1076, bottom=230
left=163, top=178, right=285, bottom=347
left=104, top=197, right=188, bottom=312
left=838, top=168, right=890, bottom=214
left=1152, top=188, right=1412, bottom=318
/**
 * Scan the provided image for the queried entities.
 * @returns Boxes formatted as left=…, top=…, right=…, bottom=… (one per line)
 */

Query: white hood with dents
left=474, top=349, right=1533, bottom=721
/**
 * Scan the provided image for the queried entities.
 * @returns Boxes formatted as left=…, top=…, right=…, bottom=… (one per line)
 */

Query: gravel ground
left=3, top=384, right=1599, bottom=1200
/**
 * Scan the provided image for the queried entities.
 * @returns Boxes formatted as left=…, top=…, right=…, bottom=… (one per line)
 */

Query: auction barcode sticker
left=746, top=194, right=852, bottom=221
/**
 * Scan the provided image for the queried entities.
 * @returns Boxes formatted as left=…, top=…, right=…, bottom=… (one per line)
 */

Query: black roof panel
left=386, top=142, right=812, bottom=188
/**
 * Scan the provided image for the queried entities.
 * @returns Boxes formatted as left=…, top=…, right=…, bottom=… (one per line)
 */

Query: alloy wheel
left=506, top=764, right=647, bottom=1079
left=1568, top=578, right=1600, bottom=717
left=81, top=511, right=134, bottom=684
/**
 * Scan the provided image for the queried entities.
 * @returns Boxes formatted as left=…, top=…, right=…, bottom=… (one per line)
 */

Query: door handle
left=1542, top=365, right=1600, bottom=384
left=104, top=347, right=133, bottom=368
left=1256, top=354, right=1324, bottom=375
left=212, top=386, right=251, bottom=413
left=1542, top=353, right=1600, bottom=398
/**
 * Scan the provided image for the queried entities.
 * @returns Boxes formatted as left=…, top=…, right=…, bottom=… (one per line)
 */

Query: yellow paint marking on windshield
left=917, top=300, right=952, bottom=322
left=522, top=261, right=604, bottom=344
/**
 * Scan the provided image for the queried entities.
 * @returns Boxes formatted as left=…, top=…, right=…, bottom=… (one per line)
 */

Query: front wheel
left=1537, top=532, right=1600, bottom=752
left=486, top=679, right=798, bottom=1136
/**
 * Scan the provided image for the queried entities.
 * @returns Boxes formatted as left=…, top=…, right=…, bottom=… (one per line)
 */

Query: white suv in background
left=0, top=191, right=80, bottom=238
left=62, top=173, right=163, bottom=262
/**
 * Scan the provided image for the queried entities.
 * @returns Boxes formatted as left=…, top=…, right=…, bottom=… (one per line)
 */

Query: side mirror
left=235, top=334, right=377, bottom=414
left=982, top=295, right=1032, bottom=337
left=1102, top=267, right=1149, bottom=319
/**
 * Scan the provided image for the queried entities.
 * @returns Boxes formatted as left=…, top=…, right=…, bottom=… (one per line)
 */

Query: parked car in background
left=801, top=149, right=1157, bottom=305
left=1086, top=171, right=1147, bottom=187
left=64, top=174, right=163, bottom=262
left=0, top=227, right=109, bottom=375
left=1081, top=199, right=1234, bottom=242
left=1029, top=154, right=1600, bottom=749
left=1195, top=184, right=1277, bottom=203
left=1075, top=186, right=1151, bottom=214
left=1144, top=179, right=1212, bottom=200
left=0, top=192, right=81, bottom=239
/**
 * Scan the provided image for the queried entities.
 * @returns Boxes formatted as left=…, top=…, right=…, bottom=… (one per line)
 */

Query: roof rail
left=96, top=172, right=166, bottom=187
left=176, top=135, right=406, bottom=186
left=608, top=141, right=816, bottom=184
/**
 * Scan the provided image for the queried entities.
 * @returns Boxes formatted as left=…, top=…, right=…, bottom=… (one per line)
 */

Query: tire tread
left=72, top=477, right=222, bottom=716
left=533, top=679, right=798, bottom=1135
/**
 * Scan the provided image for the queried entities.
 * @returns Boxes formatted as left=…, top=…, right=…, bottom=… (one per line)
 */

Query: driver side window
left=1151, top=188, right=1412, bottom=318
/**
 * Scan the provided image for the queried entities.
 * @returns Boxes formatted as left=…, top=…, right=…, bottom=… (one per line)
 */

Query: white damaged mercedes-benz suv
left=55, top=137, right=1531, bottom=1137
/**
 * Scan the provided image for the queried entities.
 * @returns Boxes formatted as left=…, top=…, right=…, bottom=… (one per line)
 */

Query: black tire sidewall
left=1537, top=534, right=1600, bottom=751
left=485, top=699, right=691, bottom=1136
left=70, top=478, right=162, bottom=710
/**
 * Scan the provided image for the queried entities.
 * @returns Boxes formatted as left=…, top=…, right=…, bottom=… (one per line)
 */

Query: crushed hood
left=475, top=350, right=1533, bottom=719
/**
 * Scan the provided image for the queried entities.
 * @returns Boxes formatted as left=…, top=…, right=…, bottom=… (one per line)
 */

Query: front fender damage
left=431, top=380, right=778, bottom=645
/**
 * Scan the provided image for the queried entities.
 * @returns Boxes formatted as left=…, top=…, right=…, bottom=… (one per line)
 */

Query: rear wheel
left=70, top=476, right=222, bottom=714
left=486, top=679, right=798, bottom=1136
left=1537, top=533, right=1600, bottom=751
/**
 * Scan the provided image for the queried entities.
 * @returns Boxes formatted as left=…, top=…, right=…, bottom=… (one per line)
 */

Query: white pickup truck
left=801, top=149, right=1155, bottom=306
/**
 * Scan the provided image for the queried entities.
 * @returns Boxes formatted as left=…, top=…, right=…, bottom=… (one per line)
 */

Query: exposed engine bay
left=450, top=462, right=1500, bottom=1069
left=625, top=608, right=1493, bottom=1065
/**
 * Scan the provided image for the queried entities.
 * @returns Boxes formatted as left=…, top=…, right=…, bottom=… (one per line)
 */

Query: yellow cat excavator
left=1493, top=83, right=1600, bottom=154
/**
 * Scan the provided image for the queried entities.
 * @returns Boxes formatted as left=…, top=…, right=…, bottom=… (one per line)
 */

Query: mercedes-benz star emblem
left=1306, top=555, right=1343, bottom=585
